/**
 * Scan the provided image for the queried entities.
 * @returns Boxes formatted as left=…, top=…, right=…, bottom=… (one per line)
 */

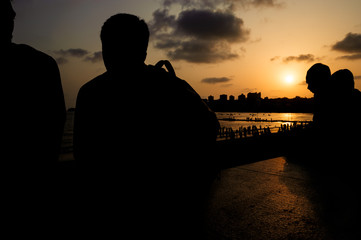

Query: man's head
left=101, top=13, right=149, bottom=73
left=0, top=0, right=16, bottom=45
left=306, top=63, right=331, bottom=94
left=331, top=69, right=354, bottom=96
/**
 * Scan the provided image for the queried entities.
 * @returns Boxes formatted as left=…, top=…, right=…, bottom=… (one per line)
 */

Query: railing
left=217, top=121, right=312, bottom=141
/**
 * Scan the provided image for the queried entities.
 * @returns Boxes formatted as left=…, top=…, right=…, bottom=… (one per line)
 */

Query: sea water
left=60, top=111, right=314, bottom=155
left=216, top=112, right=313, bottom=132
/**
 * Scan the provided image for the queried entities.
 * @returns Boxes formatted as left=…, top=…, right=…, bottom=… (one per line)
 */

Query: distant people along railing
left=217, top=122, right=311, bottom=141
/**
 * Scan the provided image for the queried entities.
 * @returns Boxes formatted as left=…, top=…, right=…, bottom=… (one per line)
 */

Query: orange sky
left=12, top=0, right=361, bottom=108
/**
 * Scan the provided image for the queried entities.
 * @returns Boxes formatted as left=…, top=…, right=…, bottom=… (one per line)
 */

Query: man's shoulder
left=12, top=43, right=56, bottom=65
left=79, top=72, right=108, bottom=93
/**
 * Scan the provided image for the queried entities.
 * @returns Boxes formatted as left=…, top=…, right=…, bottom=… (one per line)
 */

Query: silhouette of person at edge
left=302, top=64, right=361, bottom=165
left=306, top=63, right=333, bottom=130
left=74, top=13, right=220, bottom=239
left=1, top=1, right=66, bottom=172
left=303, top=68, right=361, bottom=238
left=286, top=63, right=334, bottom=165
left=330, top=69, right=361, bottom=153
left=331, top=69, right=361, bottom=118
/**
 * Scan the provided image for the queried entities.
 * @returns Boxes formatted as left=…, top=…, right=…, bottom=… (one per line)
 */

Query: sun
left=284, top=75, right=294, bottom=84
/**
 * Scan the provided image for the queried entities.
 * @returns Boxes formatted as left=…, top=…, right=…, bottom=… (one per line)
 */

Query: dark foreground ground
left=205, top=156, right=361, bottom=239
left=57, top=130, right=360, bottom=239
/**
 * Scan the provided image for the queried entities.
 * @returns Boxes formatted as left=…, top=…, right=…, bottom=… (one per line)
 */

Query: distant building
left=204, top=91, right=313, bottom=112
left=238, top=94, right=246, bottom=101
left=247, top=92, right=261, bottom=101
left=220, top=94, right=227, bottom=101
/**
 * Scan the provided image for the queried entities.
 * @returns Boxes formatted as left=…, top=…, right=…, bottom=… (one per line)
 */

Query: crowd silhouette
left=3, top=0, right=361, bottom=238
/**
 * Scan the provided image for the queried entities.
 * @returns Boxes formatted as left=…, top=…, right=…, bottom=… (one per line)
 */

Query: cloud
left=176, top=9, right=249, bottom=42
left=149, top=1, right=260, bottom=63
left=336, top=53, right=361, bottom=60
left=149, top=0, right=285, bottom=63
left=84, top=51, right=103, bottom=63
left=282, top=54, right=316, bottom=63
left=54, top=49, right=103, bottom=64
left=241, top=88, right=258, bottom=93
left=149, top=9, right=176, bottom=34
left=355, top=75, right=361, bottom=80
left=201, top=77, right=231, bottom=84
left=168, top=40, right=239, bottom=63
left=55, top=57, right=68, bottom=65
left=332, top=32, right=361, bottom=53
left=298, top=81, right=307, bottom=85
left=270, top=56, right=280, bottom=61
left=162, top=0, right=284, bottom=9
left=332, top=33, right=361, bottom=60
left=54, top=48, right=89, bottom=57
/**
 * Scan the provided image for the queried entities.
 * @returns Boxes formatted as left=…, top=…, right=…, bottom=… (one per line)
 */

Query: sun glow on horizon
left=284, top=75, right=295, bottom=84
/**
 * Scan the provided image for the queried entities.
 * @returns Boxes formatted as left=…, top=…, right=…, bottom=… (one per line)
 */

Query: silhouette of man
left=331, top=69, right=361, bottom=139
left=306, top=63, right=332, bottom=129
left=74, top=13, right=219, bottom=239
left=2, top=1, right=66, bottom=172
left=331, top=69, right=360, bottom=100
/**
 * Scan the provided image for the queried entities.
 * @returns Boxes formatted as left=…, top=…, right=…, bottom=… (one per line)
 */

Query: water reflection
left=216, top=112, right=312, bottom=131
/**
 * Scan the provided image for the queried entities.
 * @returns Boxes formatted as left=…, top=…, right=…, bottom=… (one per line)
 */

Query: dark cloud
left=241, top=88, right=258, bottom=93
left=150, top=0, right=284, bottom=63
left=168, top=40, right=239, bottom=63
left=149, top=8, right=249, bottom=63
left=201, top=77, right=231, bottom=84
left=176, top=9, right=249, bottom=42
left=336, top=53, right=361, bottom=60
left=55, top=57, right=68, bottom=65
left=250, top=0, right=284, bottom=8
left=54, top=49, right=103, bottom=64
left=332, top=32, right=361, bottom=53
left=282, top=54, right=316, bottom=63
left=270, top=56, right=280, bottom=61
left=84, top=51, right=103, bottom=63
left=149, top=9, right=176, bottom=34
left=54, top=48, right=89, bottom=57
left=162, top=0, right=284, bottom=9
left=298, top=81, right=307, bottom=85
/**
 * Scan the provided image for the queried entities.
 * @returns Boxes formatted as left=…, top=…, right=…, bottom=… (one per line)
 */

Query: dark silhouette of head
left=306, top=63, right=331, bottom=94
left=1, top=0, right=16, bottom=45
left=100, top=13, right=149, bottom=73
left=331, top=69, right=354, bottom=96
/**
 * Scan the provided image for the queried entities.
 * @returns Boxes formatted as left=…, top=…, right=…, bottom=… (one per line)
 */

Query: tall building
left=220, top=94, right=228, bottom=101
left=247, top=92, right=261, bottom=101
left=238, top=94, right=246, bottom=101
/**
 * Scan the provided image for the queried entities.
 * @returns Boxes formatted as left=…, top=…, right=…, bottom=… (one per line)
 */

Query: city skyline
left=11, top=0, right=361, bottom=108
left=205, top=91, right=314, bottom=113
